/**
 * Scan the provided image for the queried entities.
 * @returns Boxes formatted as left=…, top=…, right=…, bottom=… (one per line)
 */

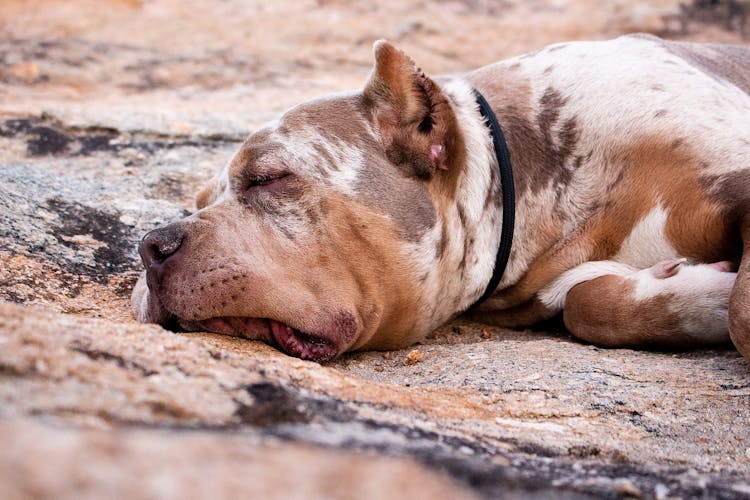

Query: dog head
left=132, top=41, right=498, bottom=360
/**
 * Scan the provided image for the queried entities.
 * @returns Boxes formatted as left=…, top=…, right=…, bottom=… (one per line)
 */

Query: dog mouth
left=134, top=273, right=349, bottom=361
left=178, top=316, right=340, bottom=362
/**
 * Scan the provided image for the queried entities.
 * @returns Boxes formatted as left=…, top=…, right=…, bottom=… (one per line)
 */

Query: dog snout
left=139, top=224, right=186, bottom=271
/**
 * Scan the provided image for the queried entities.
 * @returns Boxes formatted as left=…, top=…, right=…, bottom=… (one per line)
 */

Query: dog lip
left=179, top=316, right=273, bottom=342
left=178, top=316, right=340, bottom=361
left=269, top=320, right=339, bottom=362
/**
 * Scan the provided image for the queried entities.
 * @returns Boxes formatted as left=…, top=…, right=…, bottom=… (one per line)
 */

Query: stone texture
left=0, top=418, right=479, bottom=500
left=1, top=1, right=749, bottom=498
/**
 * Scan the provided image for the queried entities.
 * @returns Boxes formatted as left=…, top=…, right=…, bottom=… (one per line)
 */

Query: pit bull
left=132, top=34, right=750, bottom=363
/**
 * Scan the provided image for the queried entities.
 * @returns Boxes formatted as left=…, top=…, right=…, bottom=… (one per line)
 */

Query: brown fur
left=481, top=138, right=740, bottom=318
left=195, top=179, right=217, bottom=209
left=156, top=191, right=424, bottom=353
left=564, top=275, right=690, bottom=347
left=363, top=41, right=470, bottom=256
left=730, top=242, right=750, bottom=360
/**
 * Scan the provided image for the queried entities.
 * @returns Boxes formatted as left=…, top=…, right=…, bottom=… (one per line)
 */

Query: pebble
left=404, top=349, right=423, bottom=365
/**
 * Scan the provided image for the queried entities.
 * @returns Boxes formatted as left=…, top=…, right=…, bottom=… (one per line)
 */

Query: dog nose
left=139, top=224, right=185, bottom=269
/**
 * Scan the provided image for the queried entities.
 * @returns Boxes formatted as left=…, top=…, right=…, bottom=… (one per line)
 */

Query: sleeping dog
left=132, top=35, right=750, bottom=362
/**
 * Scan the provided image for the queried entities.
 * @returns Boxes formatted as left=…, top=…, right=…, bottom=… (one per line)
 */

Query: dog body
left=133, top=34, right=750, bottom=362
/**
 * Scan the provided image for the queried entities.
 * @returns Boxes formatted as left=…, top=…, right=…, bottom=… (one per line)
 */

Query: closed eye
left=245, top=172, right=291, bottom=190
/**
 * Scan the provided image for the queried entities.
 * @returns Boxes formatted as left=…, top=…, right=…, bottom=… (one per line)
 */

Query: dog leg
left=729, top=235, right=750, bottom=361
left=563, top=260, right=734, bottom=348
left=484, top=191, right=652, bottom=311
left=483, top=221, right=602, bottom=311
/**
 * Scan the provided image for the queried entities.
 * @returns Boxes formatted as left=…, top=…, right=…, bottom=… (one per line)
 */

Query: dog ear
left=364, top=40, right=459, bottom=179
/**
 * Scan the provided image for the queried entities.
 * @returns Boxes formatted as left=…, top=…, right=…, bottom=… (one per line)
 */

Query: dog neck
left=467, top=87, right=515, bottom=310
left=424, top=66, right=572, bottom=322
left=402, top=78, right=507, bottom=329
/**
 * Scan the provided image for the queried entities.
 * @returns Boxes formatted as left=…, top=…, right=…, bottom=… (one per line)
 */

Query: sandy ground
left=2, top=0, right=747, bottom=135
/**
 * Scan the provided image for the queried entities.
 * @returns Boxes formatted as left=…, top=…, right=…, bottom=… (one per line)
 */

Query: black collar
left=468, top=88, right=515, bottom=310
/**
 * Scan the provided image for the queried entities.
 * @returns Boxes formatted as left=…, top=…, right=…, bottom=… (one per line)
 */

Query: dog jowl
left=133, top=36, right=750, bottom=363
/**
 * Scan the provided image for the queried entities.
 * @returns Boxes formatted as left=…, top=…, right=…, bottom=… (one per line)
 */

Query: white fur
left=538, top=260, right=635, bottom=311
left=615, top=205, right=679, bottom=268
left=398, top=78, right=501, bottom=334
left=487, top=36, right=750, bottom=282
left=519, top=36, right=750, bottom=178
left=635, top=263, right=734, bottom=343
left=440, top=79, right=501, bottom=308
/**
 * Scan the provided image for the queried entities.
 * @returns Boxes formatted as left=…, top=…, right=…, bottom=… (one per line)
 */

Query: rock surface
left=1, top=1, right=749, bottom=498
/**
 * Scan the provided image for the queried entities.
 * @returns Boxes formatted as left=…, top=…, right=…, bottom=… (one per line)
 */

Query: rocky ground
left=1, top=1, right=749, bottom=498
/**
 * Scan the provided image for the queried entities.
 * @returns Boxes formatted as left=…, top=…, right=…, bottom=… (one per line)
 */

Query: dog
left=132, top=34, right=750, bottom=362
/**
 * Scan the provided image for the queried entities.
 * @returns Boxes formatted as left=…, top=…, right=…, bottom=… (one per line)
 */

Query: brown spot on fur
left=468, top=68, right=581, bottom=197
left=538, top=88, right=565, bottom=136
left=286, top=96, right=372, bottom=151
left=434, top=222, right=448, bottom=259
left=311, top=142, right=337, bottom=174
left=456, top=202, right=467, bottom=230
left=488, top=138, right=739, bottom=309
left=507, top=88, right=579, bottom=195
left=704, top=169, right=750, bottom=231
left=483, top=154, right=500, bottom=209
left=304, top=204, right=320, bottom=225
left=547, top=43, right=570, bottom=53
left=519, top=49, right=541, bottom=60
left=355, top=153, right=436, bottom=242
